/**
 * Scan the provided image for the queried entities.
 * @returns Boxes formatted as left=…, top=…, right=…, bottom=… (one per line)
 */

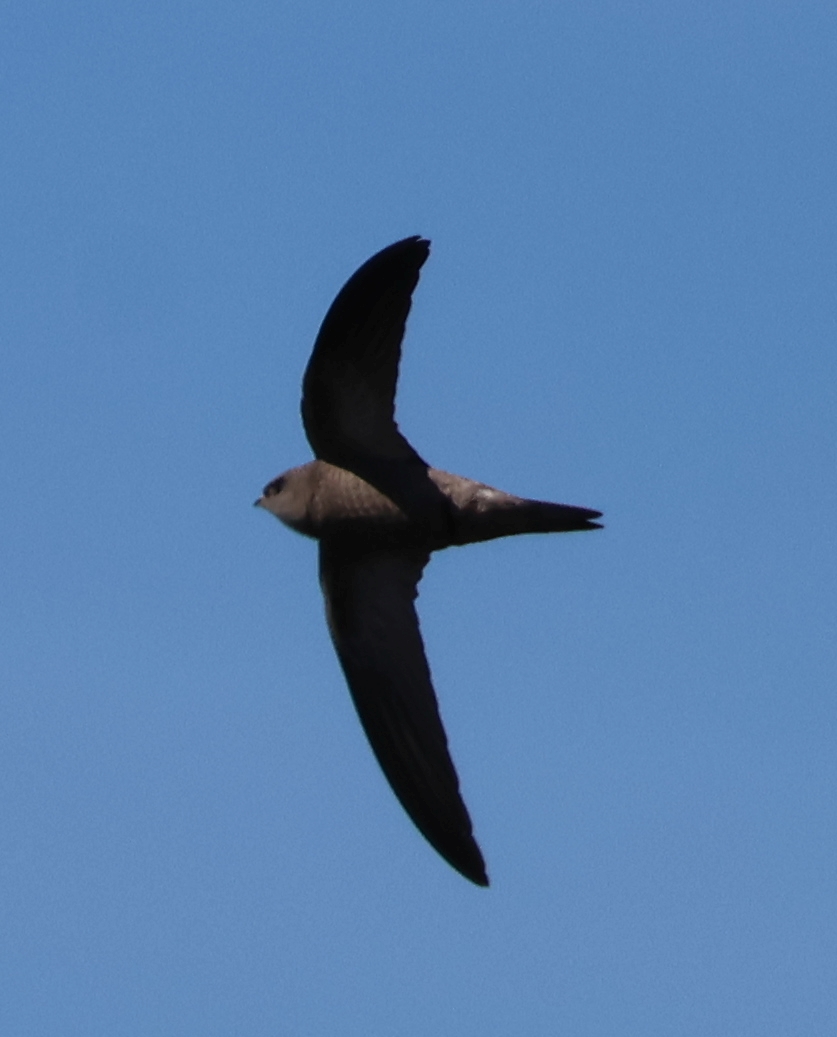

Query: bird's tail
left=451, top=491, right=602, bottom=546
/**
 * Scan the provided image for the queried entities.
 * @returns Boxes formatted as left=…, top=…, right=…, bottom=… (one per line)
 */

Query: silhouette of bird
left=256, top=237, right=601, bottom=885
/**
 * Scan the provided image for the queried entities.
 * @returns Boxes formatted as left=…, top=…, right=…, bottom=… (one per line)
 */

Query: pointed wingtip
left=443, top=836, right=490, bottom=887
left=450, top=859, right=490, bottom=887
left=471, top=869, right=491, bottom=888
left=391, top=235, right=431, bottom=265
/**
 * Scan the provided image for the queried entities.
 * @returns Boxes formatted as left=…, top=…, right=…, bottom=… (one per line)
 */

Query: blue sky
left=2, top=1, right=836, bottom=1033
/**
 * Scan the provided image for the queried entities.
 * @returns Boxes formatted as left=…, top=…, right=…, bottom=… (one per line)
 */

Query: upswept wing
left=302, top=237, right=430, bottom=472
left=318, top=541, right=488, bottom=886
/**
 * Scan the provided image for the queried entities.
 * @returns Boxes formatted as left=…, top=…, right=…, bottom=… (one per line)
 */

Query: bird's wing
left=318, top=540, right=488, bottom=886
left=302, top=237, right=430, bottom=472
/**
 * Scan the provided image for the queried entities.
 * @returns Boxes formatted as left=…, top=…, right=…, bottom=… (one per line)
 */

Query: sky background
left=2, top=1, right=836, bottom=1034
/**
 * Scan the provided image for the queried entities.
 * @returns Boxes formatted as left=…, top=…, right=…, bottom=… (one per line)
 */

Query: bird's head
left=254, top=465, right=313, bottom=535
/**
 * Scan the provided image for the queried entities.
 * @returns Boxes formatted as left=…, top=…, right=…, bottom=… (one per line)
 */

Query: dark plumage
left=257, top=237, right=601, bottom=885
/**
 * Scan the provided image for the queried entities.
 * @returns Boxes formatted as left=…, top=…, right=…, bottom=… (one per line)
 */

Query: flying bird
left=256, top=237, right=601, bottom=886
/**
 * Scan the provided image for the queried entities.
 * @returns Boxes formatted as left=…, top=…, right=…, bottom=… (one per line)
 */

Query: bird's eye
left=263, top=477, right=285, bottom=497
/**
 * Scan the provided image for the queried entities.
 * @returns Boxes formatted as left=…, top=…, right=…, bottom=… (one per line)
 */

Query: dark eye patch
left=263, top=477, right=285, bottom=497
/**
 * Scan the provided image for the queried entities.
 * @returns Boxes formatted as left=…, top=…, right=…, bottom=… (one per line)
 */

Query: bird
left=256, top=236, right=601, bottom=886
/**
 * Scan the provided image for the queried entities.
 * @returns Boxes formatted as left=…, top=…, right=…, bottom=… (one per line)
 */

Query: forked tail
left=452, top=489, right=602, bottom=545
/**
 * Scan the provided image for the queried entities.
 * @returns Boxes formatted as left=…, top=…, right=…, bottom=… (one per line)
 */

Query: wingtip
left=451, top=859, right=490, bottom=887
left=393, top=234, right=430, bottom=260
left=383, top=234, right=430, bottom=260
left=445, top=838, right=490, bottom=887
left=472, top=870, right=491, bottom=888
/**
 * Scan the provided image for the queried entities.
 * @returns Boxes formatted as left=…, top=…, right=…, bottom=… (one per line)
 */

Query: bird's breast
left=307, top=461, right=452, bottom=548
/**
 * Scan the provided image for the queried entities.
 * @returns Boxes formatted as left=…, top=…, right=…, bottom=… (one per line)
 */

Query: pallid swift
left=256, top=237, right=601, bottom=885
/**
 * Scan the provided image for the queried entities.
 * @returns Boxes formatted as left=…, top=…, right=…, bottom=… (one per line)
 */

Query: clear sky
left=2, top=2, right=836, bottom=1034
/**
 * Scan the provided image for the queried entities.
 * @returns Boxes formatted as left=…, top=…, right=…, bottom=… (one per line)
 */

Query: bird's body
left=257, top=237, right=601, bottom=886
left=262, top=459, right=599, bottom=549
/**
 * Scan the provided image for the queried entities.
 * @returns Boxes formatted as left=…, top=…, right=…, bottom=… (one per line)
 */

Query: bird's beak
left=253, top=497, right=265, bottom=508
